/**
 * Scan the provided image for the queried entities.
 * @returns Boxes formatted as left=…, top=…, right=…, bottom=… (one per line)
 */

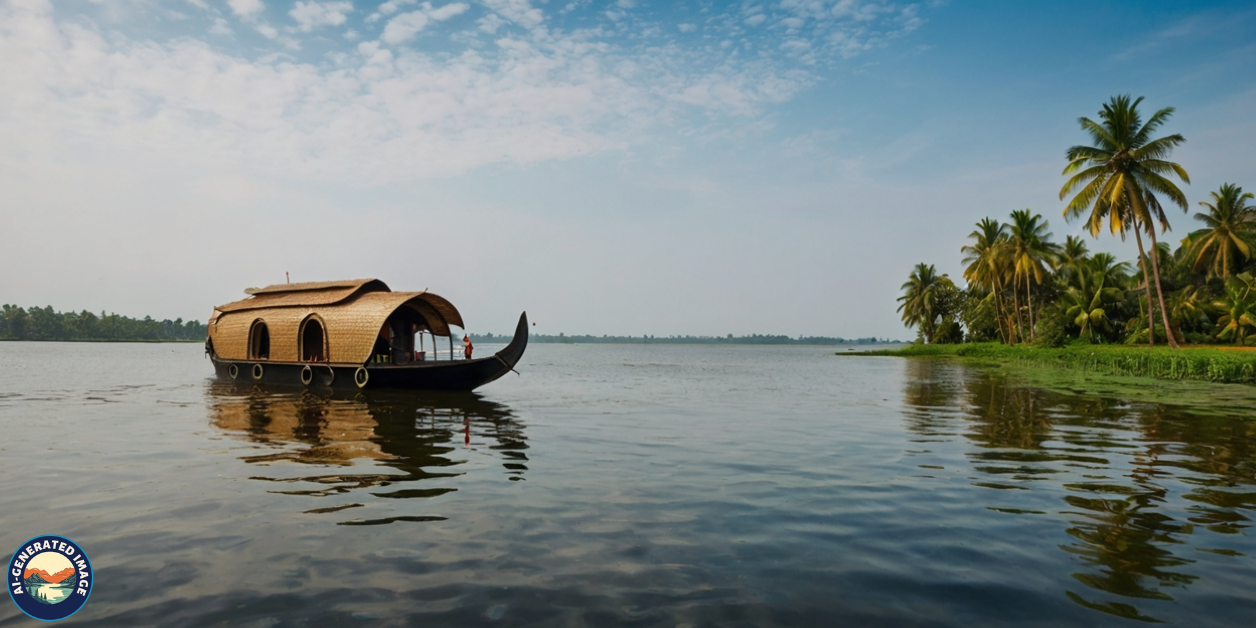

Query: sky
left=1, top=0, right=1255, bottom=339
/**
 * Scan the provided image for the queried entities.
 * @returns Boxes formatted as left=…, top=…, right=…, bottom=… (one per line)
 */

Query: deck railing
left=369, top=348, right=469, bottom=364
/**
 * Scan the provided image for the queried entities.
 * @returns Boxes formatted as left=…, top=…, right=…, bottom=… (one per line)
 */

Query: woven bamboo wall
left=209, top=313, right=254, bottom=361
left=266, top=313, right=302, bottom=362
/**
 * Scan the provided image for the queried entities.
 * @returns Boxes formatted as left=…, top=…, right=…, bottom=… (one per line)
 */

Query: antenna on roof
left=286, top=272, right=290, bottom=284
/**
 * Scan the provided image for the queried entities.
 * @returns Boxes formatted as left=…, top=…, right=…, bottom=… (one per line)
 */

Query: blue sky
left=2, top=0, right=1255, bottom=338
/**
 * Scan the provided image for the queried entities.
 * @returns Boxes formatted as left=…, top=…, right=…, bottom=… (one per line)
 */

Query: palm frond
left=1135, top=105, right=1176, bottom=143
left=1141, top=171, right=1189, bottom=211
left=1062, top=171, right=1109, bottom=212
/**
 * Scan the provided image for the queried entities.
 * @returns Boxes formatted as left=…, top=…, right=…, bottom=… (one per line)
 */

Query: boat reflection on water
left=206, top=382, right=528, bottom=525
left=900, top=359, right=1256, bottom=624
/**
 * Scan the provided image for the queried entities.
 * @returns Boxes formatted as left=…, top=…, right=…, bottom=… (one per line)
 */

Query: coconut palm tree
left=1186, top=183, right=1256, bottom=280
left=1089, top=252, right=1132, bottom=287
left=1063, top=253, right=1129, bottom=341
left=897, top=263, right=951, bottom=343
left=1214, top=273, right=1256, bottom=345
left=1168, top=285, right=1210, bottom=343
left=1128, top=241, right=1180, bottom=341
left=961, top=218, right=1011, bottom=343
left=1055, top=235, right=1091, bottom=285
left=1006, top=209, right=1060, bottom=342
left=1060, top=94, right=1190, bottom=348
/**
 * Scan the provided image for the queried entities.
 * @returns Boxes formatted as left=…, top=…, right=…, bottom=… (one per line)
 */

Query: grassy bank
left=853, top=342, right=1256, bottom=385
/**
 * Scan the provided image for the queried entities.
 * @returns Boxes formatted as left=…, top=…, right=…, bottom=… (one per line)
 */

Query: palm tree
left=1063, top=253, right=1130, bottom=341
left=1055, top=235, right=1091, bottom=286
left=1168, top=285, right=1209, bottom=343
left=1057, top=235, right=1090, bottom=271
left=1129, top=241, right=1178, bottom=343
left=1186, top=183, right=1256, bottom=280
left=961, top=218, right=1011, bottom=343
left=897, top=263, right=951, bottom=343
left=1089, top=252, right=1133, bottom=287
left=1060, top=94, right=1190, bottom=348
left=1214, top=273, right=1256, bottom=345
left=1006, top=209, right=1059, bottom=343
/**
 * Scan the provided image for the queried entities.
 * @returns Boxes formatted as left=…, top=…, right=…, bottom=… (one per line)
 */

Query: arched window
left=300, top=316, right=326, bottom=362
left=248, top=320, right=270, bottom=360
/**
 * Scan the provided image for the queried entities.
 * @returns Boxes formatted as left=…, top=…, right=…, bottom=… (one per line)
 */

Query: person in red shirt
left=463, top=334, right=473, bottom=359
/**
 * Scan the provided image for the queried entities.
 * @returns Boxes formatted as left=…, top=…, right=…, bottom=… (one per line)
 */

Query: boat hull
left=209, top=312, right=528, bottom=392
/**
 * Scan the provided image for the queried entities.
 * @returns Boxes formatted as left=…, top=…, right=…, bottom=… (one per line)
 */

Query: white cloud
left=381, top=3, right=468, bottom=45
left=209, top=17, right=232, bottom=35
left=483, top=0, right=544, bottom=30
left=368, top=0, right=415, bottom=22
left=745, top=14, right=766, bottom=27
left=227, top=0, right=264, bottom=20
left=289, top=1, right=353, bottom=32
left=381, top=11, right=430, bottom=44
left=897, top=5, right=922, bottom=33
left=380, top=0, right=418, bottom=14
left=478, top=13, right=506, bottom=33
left=357, top=39, right=394, bottom=64
left=0, top=1, right=610, bottom=182
left=678, top=23, right=696, bottom=33
left=781, top=39, right=810, bottom=54
left=772, top=0, right=927, bottom=59
left=830, top=29, right=871, bottom=57
left=0, top=0, right=924, bottom=191
left=429, top=2, right=468, bottom=21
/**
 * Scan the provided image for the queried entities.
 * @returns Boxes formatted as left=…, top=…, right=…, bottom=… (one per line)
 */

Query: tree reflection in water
left=207, top=383, right=527, bottom=524
left=901, top=359, right=1255, bottom=623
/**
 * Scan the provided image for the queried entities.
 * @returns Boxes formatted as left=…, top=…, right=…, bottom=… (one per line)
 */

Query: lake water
left=1, top=341, right=1254, bottom=627
left=25, top=582, right=74, bottom=605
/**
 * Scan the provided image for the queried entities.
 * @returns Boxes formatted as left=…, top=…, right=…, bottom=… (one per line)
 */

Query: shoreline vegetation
left=854, top=342, right=1256, bottom=385
left=887, top=95, right=1256, bottom=390
left=0, top=305, right=207, bottom=343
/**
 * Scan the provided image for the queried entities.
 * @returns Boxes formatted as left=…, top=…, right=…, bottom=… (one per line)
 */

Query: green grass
left=852, top=342, right=1256, bottom=385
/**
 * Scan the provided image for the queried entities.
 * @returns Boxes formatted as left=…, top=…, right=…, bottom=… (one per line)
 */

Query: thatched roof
left=209, top=279, right=465, bottom=365
left=245, top=279, right=385, bottom=296
left=219, top=279, right=389, bottom=313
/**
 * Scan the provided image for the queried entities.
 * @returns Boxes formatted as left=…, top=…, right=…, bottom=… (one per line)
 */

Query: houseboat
left=206, top=279, right=527, bottom=390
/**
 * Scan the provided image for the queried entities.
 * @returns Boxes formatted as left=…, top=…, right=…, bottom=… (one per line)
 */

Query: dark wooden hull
left=210, top=312, right=528, bottom=391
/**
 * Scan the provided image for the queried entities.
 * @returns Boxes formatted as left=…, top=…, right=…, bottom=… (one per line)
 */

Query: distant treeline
left=0, top=305, right=207, bottom=342
left=472, top=332, right=895, bottom=345
left=0, top=303, right=890, bottom=345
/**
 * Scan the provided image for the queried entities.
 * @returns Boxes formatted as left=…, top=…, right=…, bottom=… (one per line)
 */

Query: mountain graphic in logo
left=22, top=553, right=76, bottom=605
